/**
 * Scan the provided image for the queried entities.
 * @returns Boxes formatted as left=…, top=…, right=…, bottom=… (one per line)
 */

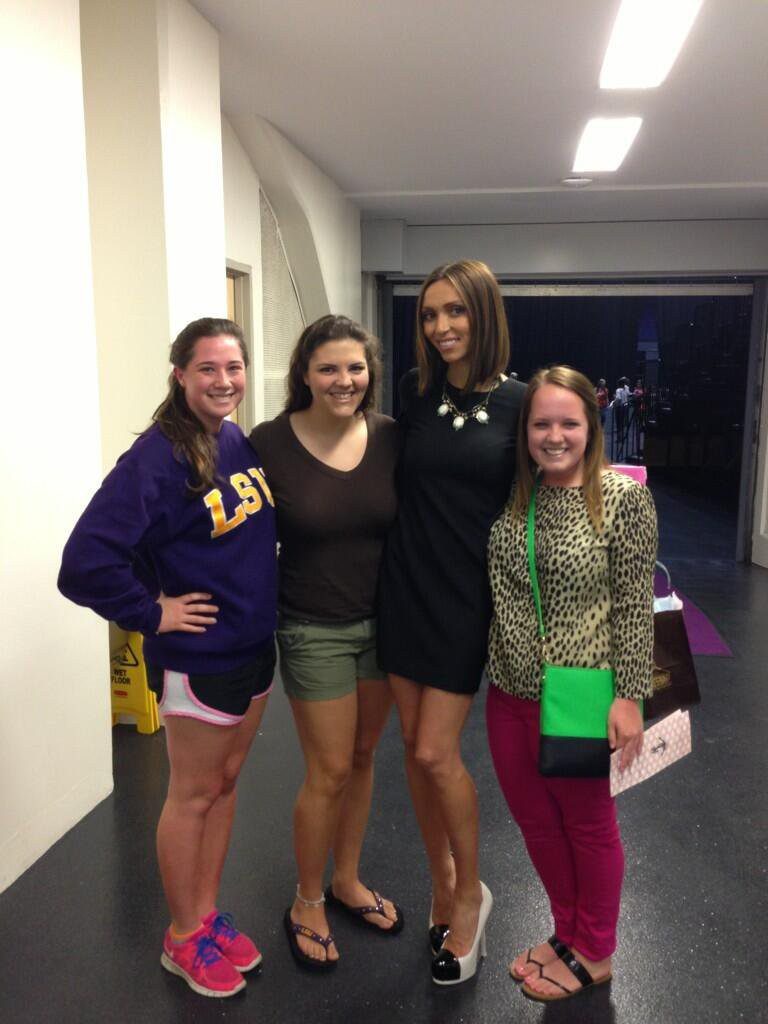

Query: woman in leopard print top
left=485, top=365, right=657, bottom=1004
left=487, top=469, right=656, bottom=701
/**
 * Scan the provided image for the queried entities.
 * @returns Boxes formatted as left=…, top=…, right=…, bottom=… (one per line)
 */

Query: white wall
left=81, top=0, right=228, bottom=472
left=158, top=0, right=227, bottom=335
left=280, top=135, right=361, bottom=319
left=362, top=219, right=768, bottom=278
left=362, top=220, right=405, bottom=274
left=228, top=114, right=362, bottom=321
left=80, top=0, right=170, bottom=472
left=222, top=117, right=265, bottom=425
left=0, top=0, right=113, bottom=893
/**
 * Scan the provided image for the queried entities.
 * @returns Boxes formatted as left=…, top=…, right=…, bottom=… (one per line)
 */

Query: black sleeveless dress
left=377, top=369, right=525, bottom=694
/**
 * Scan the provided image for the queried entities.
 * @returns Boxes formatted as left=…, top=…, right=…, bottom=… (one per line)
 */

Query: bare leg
left=288, top=693, right=358, bottom=961
left=195, top=696, right=269, bottom=917
left=157, top=713, right=259, bottom=933
left=413, top=686, right=480, bottom=958
left=389, top=675, right=456, bottom=927
left=331, top=678, right=398, bottom=927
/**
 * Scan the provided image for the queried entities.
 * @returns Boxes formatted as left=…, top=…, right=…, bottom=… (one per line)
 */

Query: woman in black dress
left=378, top=259, right=525, bottom=984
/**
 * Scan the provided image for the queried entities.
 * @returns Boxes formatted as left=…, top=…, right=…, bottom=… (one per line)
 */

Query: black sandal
left=510, top=934, right=569, bottom=981
left=324, top=885, right=404, bottom=936
left=521, top=948, right=612, bottom=1002
left=283, top=909, right=338, bottom=971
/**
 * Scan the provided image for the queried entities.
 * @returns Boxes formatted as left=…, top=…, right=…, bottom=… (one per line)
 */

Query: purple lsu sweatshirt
left=58, top=422, right=277, bottom=674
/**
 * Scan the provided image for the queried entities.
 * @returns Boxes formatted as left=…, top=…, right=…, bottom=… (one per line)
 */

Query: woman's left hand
left=607, top=698, right=644, bottom=771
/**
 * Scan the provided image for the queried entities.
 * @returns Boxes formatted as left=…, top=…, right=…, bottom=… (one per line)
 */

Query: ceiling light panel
left=600, top=0, right=704, bottom=89
left=572, top=117, right=642, bottom=172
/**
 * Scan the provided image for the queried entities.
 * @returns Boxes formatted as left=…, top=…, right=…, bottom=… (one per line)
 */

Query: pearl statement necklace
left=437, top=376, right=503, bottom=430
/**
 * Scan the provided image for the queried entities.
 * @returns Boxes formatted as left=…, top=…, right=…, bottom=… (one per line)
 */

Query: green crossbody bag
left=527, top=480, right=614, bottom=778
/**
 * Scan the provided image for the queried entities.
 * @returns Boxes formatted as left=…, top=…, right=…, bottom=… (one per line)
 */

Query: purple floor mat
left=654, top=572, right=733, bottom=657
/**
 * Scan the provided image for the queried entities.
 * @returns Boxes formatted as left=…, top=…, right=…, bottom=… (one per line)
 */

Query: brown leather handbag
left=644, top=562, right=701, bottom=721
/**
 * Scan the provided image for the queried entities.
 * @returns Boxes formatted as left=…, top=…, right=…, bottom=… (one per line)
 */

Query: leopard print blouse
left=487, top=471, right=658, bottom=700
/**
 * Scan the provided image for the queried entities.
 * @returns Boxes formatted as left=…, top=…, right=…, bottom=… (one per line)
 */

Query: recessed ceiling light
left=600, top=0, right=704, bottom=89
left=572, top=117, right=642, bottom=173
left=561, top=177, right=593, bottom=188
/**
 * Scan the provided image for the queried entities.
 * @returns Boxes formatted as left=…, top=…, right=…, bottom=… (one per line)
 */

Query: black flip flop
left=283, top=909, right=338, bottom=971
left=521, top=947, right=612, bottom=1002
left=324, top=885, right=404, bottom=936
left=510, top=934, right=569, bottom=981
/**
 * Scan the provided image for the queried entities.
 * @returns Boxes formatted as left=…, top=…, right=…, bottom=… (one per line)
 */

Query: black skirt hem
left=380, top=660, right=485, bottom=696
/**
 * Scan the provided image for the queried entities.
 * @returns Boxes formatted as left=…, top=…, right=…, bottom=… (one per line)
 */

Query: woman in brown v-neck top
left=252, top=410, right=397, bottom=623
left=249, top=315, right=401, bottom=971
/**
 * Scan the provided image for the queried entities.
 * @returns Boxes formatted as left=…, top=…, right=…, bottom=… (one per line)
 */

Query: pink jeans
left=485, top=685, right=624, bottom=961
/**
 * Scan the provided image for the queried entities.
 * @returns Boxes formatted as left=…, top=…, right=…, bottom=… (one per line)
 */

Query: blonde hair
left=513, top=365, right=608, bottom=532
left=414, top=259, right=509, bottom=395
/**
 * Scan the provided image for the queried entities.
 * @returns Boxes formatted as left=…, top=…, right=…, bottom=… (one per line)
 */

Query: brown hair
left=151, top=317, right=248, bottom=492
left=414, top=259, right=510, bottom=395
left=284, top=314, right=381, bottom=414
left=513, top=365, right=608, bottom=532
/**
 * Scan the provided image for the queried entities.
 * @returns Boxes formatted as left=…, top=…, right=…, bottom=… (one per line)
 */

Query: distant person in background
left=595, top=378, right=609, bottom=425
left=632, top=379, right=646, bottom=422
left=612, top=377, right=631, bottom=459
left=613, top=377, right=631, bottom=407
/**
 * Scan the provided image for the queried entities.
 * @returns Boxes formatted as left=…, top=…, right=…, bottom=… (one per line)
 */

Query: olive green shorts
left=276, top=615, right=386, bottom=701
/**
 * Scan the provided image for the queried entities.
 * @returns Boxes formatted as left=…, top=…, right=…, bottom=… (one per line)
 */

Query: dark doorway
left=392, top=289, right=753, bottom=558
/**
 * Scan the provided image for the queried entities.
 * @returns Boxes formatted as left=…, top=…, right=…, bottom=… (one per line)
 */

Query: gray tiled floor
left=1, top=479, right=765, bottom=1023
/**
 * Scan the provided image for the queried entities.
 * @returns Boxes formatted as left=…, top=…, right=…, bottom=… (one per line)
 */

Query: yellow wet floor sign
left=110, top=627, right=160, bottom=734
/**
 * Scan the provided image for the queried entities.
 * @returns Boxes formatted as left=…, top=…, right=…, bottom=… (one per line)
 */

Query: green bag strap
left=526, top=477, right=547, bottom=643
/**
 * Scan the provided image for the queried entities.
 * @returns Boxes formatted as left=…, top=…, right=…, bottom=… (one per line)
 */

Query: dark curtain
left=390, top=292, right=752, bottom=495
left=392, top=296, right=418, bottom=416
left=393, top=292, right=749, bottom=397
left=504, top=296, right=639, bottom=386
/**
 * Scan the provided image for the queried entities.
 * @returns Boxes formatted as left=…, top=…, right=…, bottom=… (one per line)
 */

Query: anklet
left=295, top=885, right=326, bottom=908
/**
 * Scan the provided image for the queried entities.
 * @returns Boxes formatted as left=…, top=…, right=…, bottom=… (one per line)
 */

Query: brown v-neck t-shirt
left=249, top=411, right=400, bottom=623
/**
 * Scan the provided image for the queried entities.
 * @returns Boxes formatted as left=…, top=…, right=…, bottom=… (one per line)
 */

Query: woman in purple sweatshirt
left=59, top=318, right=277, bottom=1000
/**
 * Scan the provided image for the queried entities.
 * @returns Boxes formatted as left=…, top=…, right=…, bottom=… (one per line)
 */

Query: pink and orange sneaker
left=161, top=924, right=246, bottom=998
left=203, top=910, right=263, bottom=972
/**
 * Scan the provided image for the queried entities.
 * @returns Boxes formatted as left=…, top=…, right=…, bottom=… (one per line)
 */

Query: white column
left=81, top=0, right=228, bottom=471
left=0, top=0, right=113, bottom=893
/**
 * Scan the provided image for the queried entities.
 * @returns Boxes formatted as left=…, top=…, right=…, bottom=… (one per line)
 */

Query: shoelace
left=210, top=912, right=237, bottom=941
left=193, top=934, right=224, bottom=967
